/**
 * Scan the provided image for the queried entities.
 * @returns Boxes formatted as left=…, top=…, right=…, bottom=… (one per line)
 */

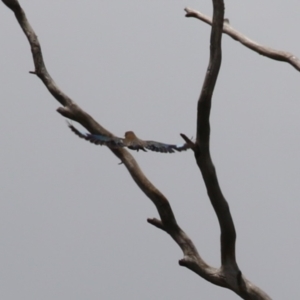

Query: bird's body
left=68, top=123, right=189, bottom=153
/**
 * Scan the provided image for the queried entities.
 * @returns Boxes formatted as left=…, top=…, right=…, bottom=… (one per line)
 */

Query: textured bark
left=2, top=0, right=274, bottom=299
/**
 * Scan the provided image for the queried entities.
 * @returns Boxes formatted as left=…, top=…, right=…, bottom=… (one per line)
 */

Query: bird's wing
left=125, top=140, right=147, bottom=152
left=68, top=123, right=189, bottom=153
left=144, top=140, right=190, bottom=153
left=68, top=123, right=125, bottom=148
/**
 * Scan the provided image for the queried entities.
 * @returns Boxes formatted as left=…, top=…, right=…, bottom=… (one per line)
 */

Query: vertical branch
left=194, top=0, right=237, bottom=267
left=186, top=2, right=272, bottom=298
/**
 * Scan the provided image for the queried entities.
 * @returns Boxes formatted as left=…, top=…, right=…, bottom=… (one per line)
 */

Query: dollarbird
left=68, top=123, right=190, bottom=153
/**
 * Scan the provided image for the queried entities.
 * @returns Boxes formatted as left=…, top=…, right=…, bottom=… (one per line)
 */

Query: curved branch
left=2, top=0, right=222, bottom=290
left=2, top=0, right=272, bottom=298
left=188, top=1, right=271, bottom=299
left=195, top=0, right=236, bottom=269
left=2, top=0, right=180, bottom=235
left=185, top=7, right=300, bottom=72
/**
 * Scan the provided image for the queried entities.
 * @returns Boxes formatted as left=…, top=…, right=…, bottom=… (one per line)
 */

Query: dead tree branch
left=185, top=0, right=271, bottom=298
left=2, top=0, right=219, bottom=288
left=2, top=0, right=272, bottom=298
left=195, top=0, right=236, bottom=270
left=185, top=7, right=300, bottom=72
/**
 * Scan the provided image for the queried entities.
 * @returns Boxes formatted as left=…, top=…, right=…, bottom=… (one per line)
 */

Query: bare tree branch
left=186, top=1, right=271, bottom=299
left=2, top=0, right=220, bottom=289
left=185, top=7, right=300, bottom=72
left=194, top=0, right=237, bottom=269
left=2, top=0, right=272, bottom=298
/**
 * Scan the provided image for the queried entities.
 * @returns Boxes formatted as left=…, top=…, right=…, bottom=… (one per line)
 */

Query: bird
left=68, top=122, right=190, bottom=153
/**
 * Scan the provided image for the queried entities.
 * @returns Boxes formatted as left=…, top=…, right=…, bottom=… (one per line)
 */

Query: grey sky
left=1, top=1, right=300, bottom=299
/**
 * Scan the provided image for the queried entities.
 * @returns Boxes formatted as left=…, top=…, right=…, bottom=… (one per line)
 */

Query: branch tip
left=57, top=106, right=74, bottom=119
left=147, top=218, right=165, bottom=231
left=178, top=258, right=187, bottom=266
left=2, top=0, right=20, bottom=9
left=184, top=7, right=196, bottom=18
left=180, top=133, right=195, bottom=150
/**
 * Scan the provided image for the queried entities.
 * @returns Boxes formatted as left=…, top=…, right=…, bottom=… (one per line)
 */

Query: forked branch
left=185, top=0, right=271, bottom=298
left=2, top=0, right=271, bottom=298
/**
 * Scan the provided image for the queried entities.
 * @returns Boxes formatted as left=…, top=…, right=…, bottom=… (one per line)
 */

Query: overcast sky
left=1, top=1, right=300, bottom=299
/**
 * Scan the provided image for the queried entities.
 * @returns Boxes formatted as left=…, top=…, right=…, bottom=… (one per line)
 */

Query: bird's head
left=124, top=131, right=137, bottom=140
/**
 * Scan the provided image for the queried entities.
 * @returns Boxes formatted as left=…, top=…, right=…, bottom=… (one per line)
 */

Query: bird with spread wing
left=68, top=122, right=190, bottom=153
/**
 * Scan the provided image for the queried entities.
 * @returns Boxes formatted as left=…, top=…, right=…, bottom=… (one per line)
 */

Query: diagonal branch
left=2, top=0, right=222, bottom=290
left=2, top=0, right=178, bottom=233
left=185, top=7, right=300, bottom=72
